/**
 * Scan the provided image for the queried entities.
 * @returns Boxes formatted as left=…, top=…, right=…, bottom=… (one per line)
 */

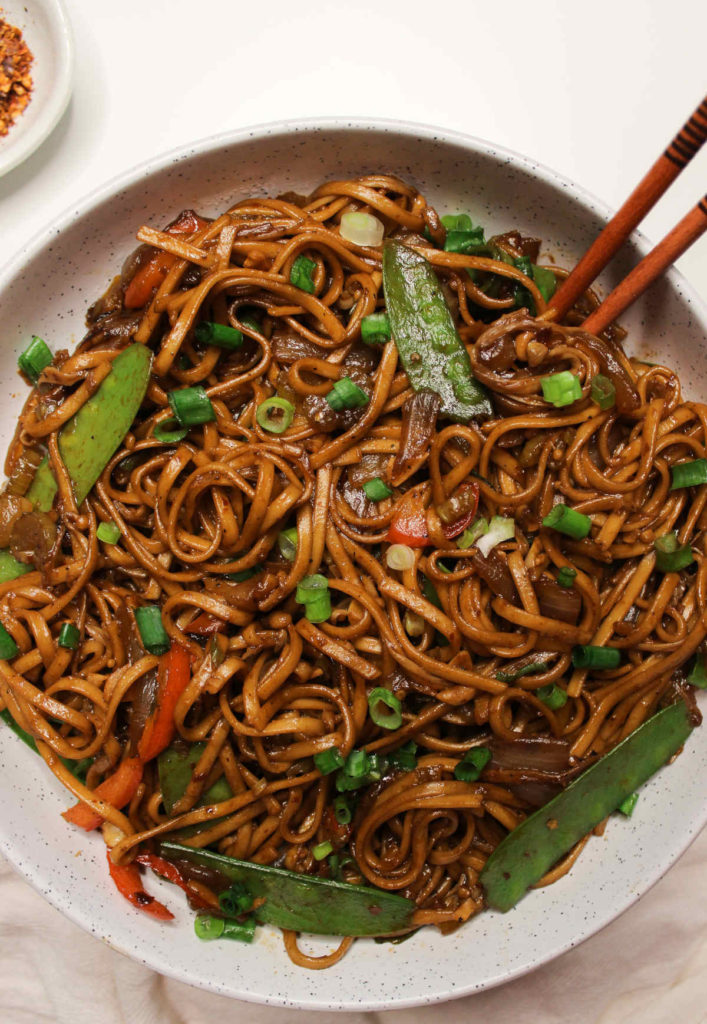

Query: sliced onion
left=386, top=544, right=416, bottom=571
left=476, top=515, right=515, bottom=556
left=340, top=212, right=384, bottom=247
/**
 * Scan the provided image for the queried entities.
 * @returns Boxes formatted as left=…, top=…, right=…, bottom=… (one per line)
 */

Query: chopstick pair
left=544, top=95, right=707, bottom=335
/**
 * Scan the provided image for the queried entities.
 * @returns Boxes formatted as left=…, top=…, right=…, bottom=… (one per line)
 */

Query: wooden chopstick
left=545, top=94, right=707, bottom=322
left=581, top=195, right=707, bottom=335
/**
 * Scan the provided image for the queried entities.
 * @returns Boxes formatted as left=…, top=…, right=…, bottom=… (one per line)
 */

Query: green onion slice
left=168, top=386, right=216, bottom=427
left=590, top=374, right=616, bottom=410
left=326, top=377, right=369, bottom=411
left=302, top=592, right=331, bottom=623
left=541, top=371, right=583, bottom=408
left=654, top=532, right=694, bottom=573
left=457, top=517, right=488, bottom=549
left=343, top=749, right=370, bottom=778
left=454, top=746, right=491, bottom=782
left=363, top=477, right=392, bottom=501
left=295, top=574, right=328, bottom=603
left=313, top=746, right=345, bottom=776
left=388, top=740, right=418, bottom=771
left=333, top=794, right=353, bottom=824
left=556, top=566, right=577, bottom=588
left=18, top=335, right=53, bottom=383
left=97, top=521, right=121, bottom=545
left=290, top=254, right=317, bottom=293
left=153, top=417, right=189, bottom=443
left=368, top=688, right=403, bottom=730
left=617, top=792, right=639, bottom=817
left=360, top=312, right=391, bottom=345
left=536, top=683, right=568, bottom=710
left=194, top=322, right=244, bottom=349
left=542, top=504, right=592, bottom=539
left=58, top=622, right=80, bottom=650
left=255, top=397, right=295, bottom=434
left=218, top=882, right=253, bottom=917
left=313, top=840, right=333, bottom=861
left=134, top=606, right=170, bottom=655
left=476, top=515, right=515, bottom=556
left=571, top=645, right=621, bottom=670
left=669, top=458, right=707, bottom=490
left=496, top=660, right=550, bottom=683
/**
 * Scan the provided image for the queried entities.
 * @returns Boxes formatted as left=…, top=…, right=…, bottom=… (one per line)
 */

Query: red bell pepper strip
left=136, top=852, right=213, bottom=910
left=106, top=851, right=174, bottom=921
left=62, top=757, right=143, bottom=831
left=185, top=612, right=224, bottom=636
left=137, top=641, right=192, bottom=763
left=123, top=210, right=208, bottom=309
left=387, top=490, right=429, bottom=547
left=441, top=481, right=480, bottom=540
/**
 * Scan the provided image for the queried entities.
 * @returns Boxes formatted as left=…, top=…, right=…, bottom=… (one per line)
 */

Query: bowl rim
left=0, top=116, right=706, bottom=1010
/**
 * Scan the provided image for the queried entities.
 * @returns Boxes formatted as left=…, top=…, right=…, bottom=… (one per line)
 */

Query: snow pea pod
left=160, top=840, right=416, bottom=937
left=25, top=343, right=153, bottom=513
left=480, top=702, right=694, bottom=912
left=382, top=240, right=492, bottom=422
left=158, top=742, right=233, bottom=814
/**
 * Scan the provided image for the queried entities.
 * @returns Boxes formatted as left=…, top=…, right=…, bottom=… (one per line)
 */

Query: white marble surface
left=0, top=0, right=705, bottom=1020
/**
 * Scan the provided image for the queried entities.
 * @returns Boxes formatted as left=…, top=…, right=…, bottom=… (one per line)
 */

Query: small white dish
left=0, top=119, right=705, bottom=1010
left=0, top=0, right=73, bottom=177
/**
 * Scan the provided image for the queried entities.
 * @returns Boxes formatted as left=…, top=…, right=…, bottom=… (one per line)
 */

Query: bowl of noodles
left=0, top=118, right=705, bottom=1010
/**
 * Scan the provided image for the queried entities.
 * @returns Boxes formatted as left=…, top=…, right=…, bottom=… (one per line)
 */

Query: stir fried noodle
left=0, top=175, right=703, bottom=968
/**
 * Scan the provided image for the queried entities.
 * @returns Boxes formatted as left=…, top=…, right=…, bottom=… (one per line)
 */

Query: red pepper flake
left=0, top=18, right=33, bottom=137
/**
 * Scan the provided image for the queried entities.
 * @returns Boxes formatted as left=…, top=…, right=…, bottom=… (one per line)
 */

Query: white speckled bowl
left=0, top=119, right=705, bottom=1011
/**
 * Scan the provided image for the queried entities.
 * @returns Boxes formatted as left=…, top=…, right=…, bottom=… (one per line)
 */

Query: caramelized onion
left=471, top=549, right=517, bottom=605
left=534, top=576, right=582, bottom=624
left=9, top=511, right=56, bottom=565
left=391, top=389, right=440, bottom=484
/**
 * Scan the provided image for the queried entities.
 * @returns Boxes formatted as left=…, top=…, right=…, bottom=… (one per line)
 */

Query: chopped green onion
left=18, top=335, right=53, bottom=383
left=278, top=527, right=298, bottom=561
left=590, top=374, right=616, bottom=410
left=542, top=504, right=592, bottom=539
left=368, top=688, right=403, bottom=730
left=153, top=417, right=189, bottom=443
left=360, top=312, right=391, bottom=346
left=302, top=591, right=331, bottom=623
left=295, top=574, right=328, bottom=603
left=194, top=914, right=225, bottom=941
left=541, top=370, right=583, bottom=408
left=687, top=656, right=707, bottom=688
left=290, top=254, right=317, bottom=293
left=340, top=211, right=384, bottom=247
left=496, top=660, right=550, bottom=683
left=536, top=683, right=568, bottom=710
left=225, top=565, right=261, bottom=582
left=97, top=521, right=121, bottom=545
left=343, top=749, right=370, bottom=778
left=571, top=645, right=621, bottom=670
left=454, top=746, right=491, bottom=782
left=0, top=622, right=18, bottom=659
left=57, top=623, right=80, bottom=650
left=218, top=882, right=253, bottom=917
left=365, top=752, right=386, bottom=781
left=194, top=321, right=244, bottom=349
left=669, top=458, right=707, bottom=490
left=326, top=377, right=369, bottom=411
left=618, top=792, right=639, bottom=817
left=386, top=544, right=416, bottom=571
left=388, top=740, right=418, bottom=771
left=363, top=477, right=392, bottom=502
left=313, top=746, right=344, bottom=775
left=168, top=385, right=216, bottom=426
left=654, top=532, right=694, bottom=572
left=476, top=515, right=515, bottom=556
left=457, top=517, right=488, bottom=549
left=441, top=213, right=473, bottom=231
left=195, top=914, right=255, bottom=943
left=556, top=566, right=577, bottom=588
left=134, top=606, right=170, bottom=655
left=531, top=265, right=557, bottom=304
left=255, top=396, right=295, bottom=434
left=333, top=794, right=353, bottom=824
left=313, top=840, right=333, bottom=861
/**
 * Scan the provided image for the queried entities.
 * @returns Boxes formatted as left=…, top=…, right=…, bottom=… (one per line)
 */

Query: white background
left=0, top=1, right=706, bottom=1022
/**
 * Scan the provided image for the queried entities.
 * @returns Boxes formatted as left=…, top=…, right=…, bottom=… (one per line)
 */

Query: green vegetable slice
left=160, top=840, right=416, bottom=936
left=158, top=743, right=233, bottom=815
left=480, top=702, right=694, bottom=912
left=25, top=344, right=152, bottom=513
left=382, top=240, right=492, bottom=422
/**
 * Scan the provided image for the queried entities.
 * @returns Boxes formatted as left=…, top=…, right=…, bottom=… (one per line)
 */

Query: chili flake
left=0, top=16, right=34, bottom=137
